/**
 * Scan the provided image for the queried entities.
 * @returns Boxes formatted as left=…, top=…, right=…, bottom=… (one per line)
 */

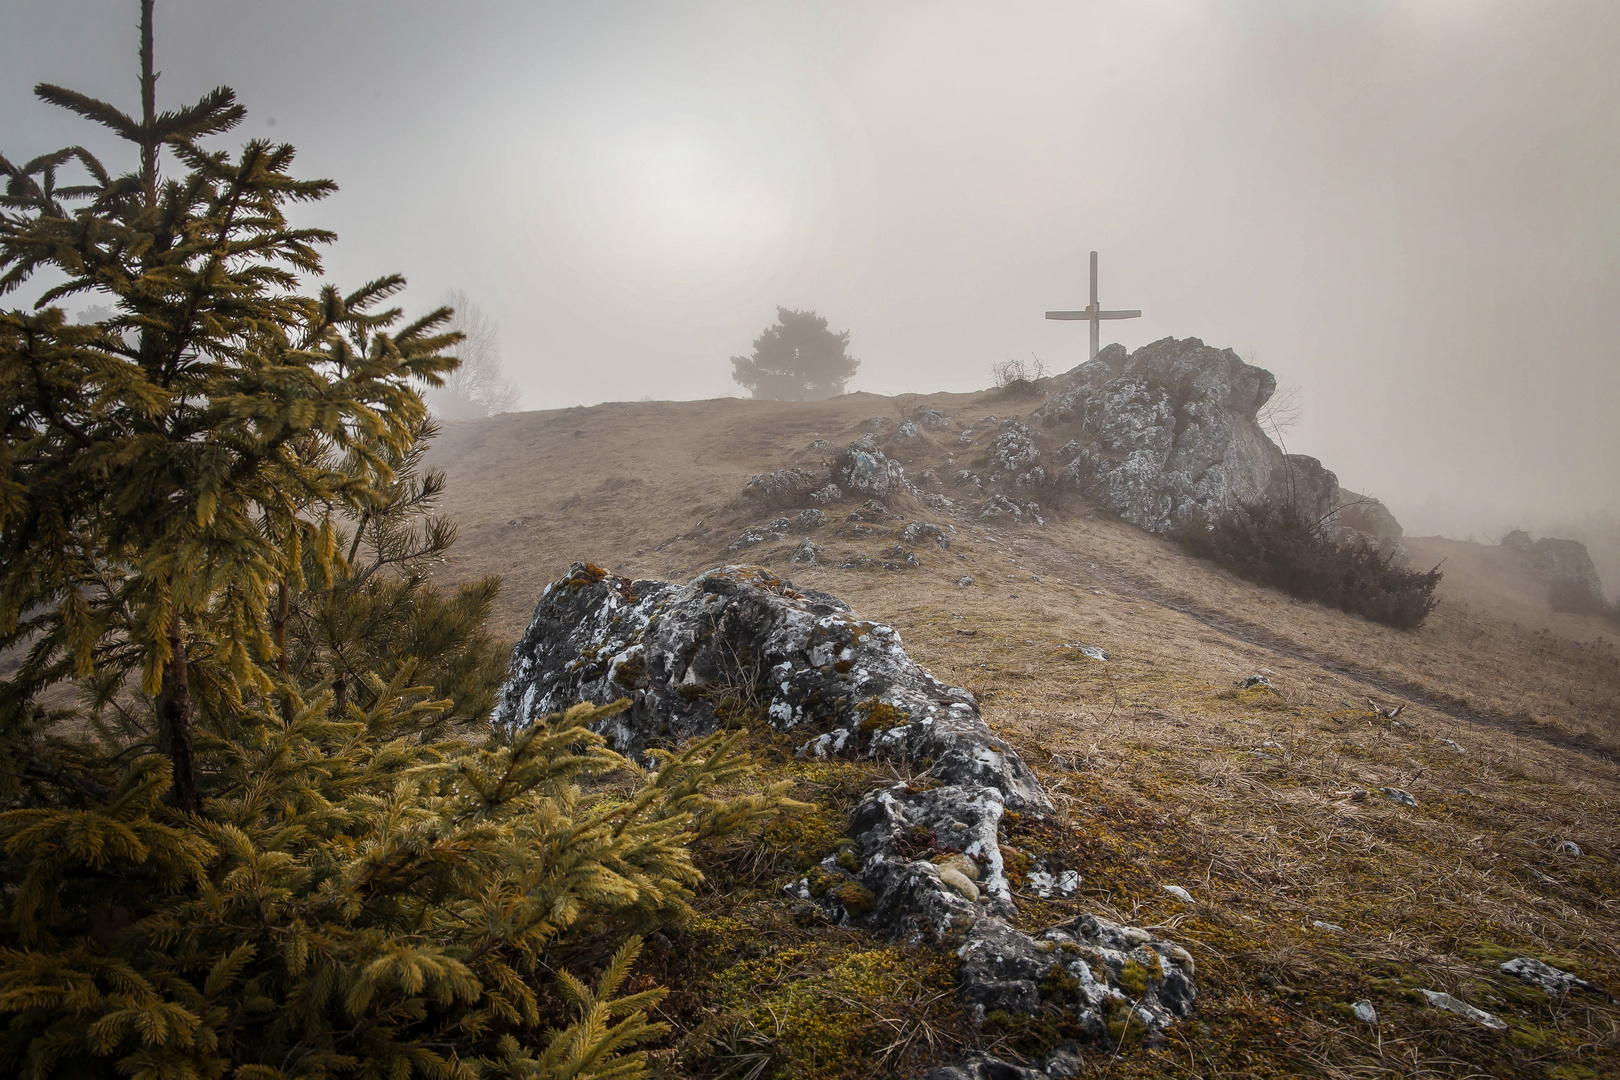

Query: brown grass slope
left=428, top=391, right=1620, bottom=1080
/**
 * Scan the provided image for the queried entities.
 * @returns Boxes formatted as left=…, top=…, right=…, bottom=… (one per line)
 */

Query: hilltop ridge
left=423, top=363, right=1620, bottom=1078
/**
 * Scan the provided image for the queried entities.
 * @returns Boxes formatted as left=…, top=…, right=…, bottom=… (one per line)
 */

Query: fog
left=4, top=0, right=1616, bottom=538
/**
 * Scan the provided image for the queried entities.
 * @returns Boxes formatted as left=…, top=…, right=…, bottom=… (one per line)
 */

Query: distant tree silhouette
left=731, top=306, right=860, bottom=400
left=426, top=290, right=521, bottom=419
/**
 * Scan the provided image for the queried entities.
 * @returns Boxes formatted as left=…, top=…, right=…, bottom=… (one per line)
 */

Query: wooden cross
left=1046, top=250, right=1140, bottom=361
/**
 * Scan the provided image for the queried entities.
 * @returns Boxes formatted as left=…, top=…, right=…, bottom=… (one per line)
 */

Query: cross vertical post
left=1089, top=250, right=1100, bottom=362
left=1046, top=250, right=1141, bottom=362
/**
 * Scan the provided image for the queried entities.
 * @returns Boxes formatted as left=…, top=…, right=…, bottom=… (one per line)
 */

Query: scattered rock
left=1381, top=787, right=1418, bottom=808
left=1418, top=989, right=1507, bottom=1031
left=1500, top=957, right=1597, bottom=998
left=742, top=467, right=822, bottom=507
left=727, top=518, right=791, bottom=551
left=846, top=498, right=890, bottom=523
left=1162, top=885, right=1193, bottom=903
left=1555, top=840, right=1583, bottom=857
left=1027, top=867, right=1082, bottom=898
left=956, top=915, right=1196, bottom=1041
left=912, top=408, right=951, bottom=429
left=788, top=539, right=820, bottom=565
left=901, top=521, right=952, bottom=548
left=801, top=437, right=836, bottom=457
left=914, top=1043, right=1083, bottom=1080
left=880, top=545, right=921, bottom=569
left=1439, top=738, right=1465, bottom=753
left=839, top=553, right=874, bottom=570
left=957, top=575, right=975, bottom=587
left=979, top=494, right=1044, bottom=525
left=810, top=483, right=843, bottom=504
left=834, top=441, right=905, bottom=499
left=795, top=508, right=828, bottom=531
left=989, top=421, right=1041, bottom=474
left=1238, top=674, right=1275, bottom=691
left=1351, top=999, right=1378, bottom=1026
left=1061, top=643, right=1108, bottom=661
left=1312, top=920, right=1344, bottom=933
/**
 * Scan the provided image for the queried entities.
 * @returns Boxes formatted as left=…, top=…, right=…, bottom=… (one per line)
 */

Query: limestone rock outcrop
left=493, top=563, right=1047, bottom=809
left=729, top=338, right=1397, bottom=558
left=1503, top=530, right=1610, bottom=615
left=1336, top=493, right=1404, bottom=543
left=495, top=563, right=1196, bottom=1052
left=1034, top=338, right=1339, bottom=533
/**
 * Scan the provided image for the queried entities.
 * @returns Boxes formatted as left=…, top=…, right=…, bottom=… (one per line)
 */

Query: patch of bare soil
left=429, top=393, right=1620, bottom=1079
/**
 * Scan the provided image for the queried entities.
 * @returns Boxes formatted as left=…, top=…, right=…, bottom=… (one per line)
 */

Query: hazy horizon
left=4, top=0, right=1616, bottom=539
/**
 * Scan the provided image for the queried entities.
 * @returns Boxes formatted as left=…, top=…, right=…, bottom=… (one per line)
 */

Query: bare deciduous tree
left=425, top=290, right=521, bottom=419
left=1259, top=381, right=1303, bottom=444
left=991, top=353, right=1049, bottom=389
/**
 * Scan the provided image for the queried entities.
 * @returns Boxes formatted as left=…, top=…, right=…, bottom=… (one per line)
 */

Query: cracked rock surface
left=495, top=563, right=1197, bottom=1069
left=1032, top=337, right=1339, bottom=533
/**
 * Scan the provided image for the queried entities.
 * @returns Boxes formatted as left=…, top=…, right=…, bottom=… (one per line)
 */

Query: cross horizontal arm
left=1045, top=309, right=1142, bottom=321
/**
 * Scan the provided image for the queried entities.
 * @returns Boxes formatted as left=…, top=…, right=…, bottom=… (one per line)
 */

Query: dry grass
left=427, top=391, right=1620, bottom=1078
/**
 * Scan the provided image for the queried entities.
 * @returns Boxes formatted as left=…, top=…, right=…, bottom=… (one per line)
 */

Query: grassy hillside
left=427, top=390, right=1620, bottom=1079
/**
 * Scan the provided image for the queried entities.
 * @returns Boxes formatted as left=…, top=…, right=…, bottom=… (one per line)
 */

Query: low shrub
left=1172, top=500, right=1442, bottom=629
left=1547, top=578, right=1611, bottom=617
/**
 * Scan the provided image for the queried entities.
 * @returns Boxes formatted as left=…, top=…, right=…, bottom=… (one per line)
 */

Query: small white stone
left=1419, top=989, right=1506, bottom=1031
left=1162, top=885, right=1193, bottom=903
left=938, top=865, right=980, bottom=903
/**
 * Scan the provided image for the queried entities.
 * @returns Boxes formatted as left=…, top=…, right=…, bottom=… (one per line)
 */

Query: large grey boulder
left=833, top=439, right=907, bottom=499
left=1337, top=493, right=1404, bottom=543
left=496, top=563, right=1196, bottom=1053
left=1502, top=530, right=1610, bottom=614
left=1033, top=338, right=1339, bottom=533
left=742, top=467, right=822, bottom=507
left=493, top=563, right=1047, bottom=811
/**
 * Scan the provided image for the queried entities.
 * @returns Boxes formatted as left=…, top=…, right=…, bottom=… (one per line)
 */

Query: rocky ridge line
left=738, top=337, right=1406, bottom=554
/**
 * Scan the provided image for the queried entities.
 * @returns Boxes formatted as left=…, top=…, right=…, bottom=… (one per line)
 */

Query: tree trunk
left=158, top=608, right=199, bottom=814
left=273, top=582, right=295, bottom=722
left=139, top=0, right=158, bottom=208
left=274, top=582, right=290, bottom=675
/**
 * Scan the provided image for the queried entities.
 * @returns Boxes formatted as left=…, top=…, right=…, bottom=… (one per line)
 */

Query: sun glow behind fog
left=534, top=120, right=809, bottom=320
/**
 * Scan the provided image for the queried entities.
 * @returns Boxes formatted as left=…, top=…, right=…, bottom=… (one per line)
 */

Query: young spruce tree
left=0, top=4, right=790, bottom=1077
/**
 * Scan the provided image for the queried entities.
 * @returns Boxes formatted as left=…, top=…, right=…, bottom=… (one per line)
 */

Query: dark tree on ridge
left=731, top=306, right=860, bottom=400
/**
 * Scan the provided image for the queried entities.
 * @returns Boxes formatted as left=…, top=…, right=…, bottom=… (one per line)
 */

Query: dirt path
left=1011, top=528, right=1618, bottom=761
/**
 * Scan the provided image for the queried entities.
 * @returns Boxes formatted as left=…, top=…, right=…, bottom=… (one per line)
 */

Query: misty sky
left=4, top=0, right=1617, bottom=535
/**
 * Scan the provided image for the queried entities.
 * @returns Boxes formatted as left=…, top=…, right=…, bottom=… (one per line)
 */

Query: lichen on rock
left=1033, top=337, right=1341, bottom=534
left=495, top=563, right=1197, bottom=1061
